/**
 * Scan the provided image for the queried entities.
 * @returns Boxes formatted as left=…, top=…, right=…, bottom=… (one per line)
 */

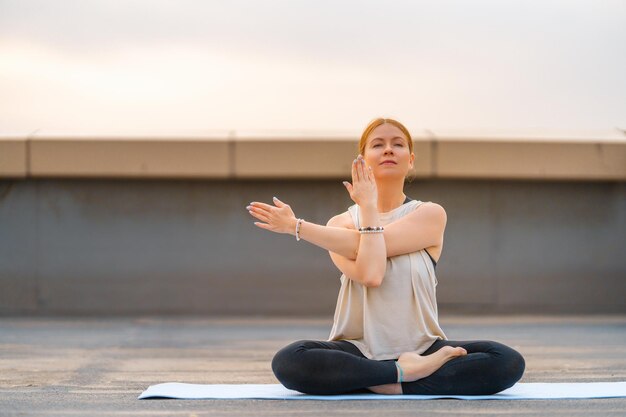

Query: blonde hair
left=358, top=117, right=414, bottom=156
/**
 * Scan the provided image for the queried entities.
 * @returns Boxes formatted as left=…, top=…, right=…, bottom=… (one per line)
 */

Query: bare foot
left=396, top=346, right=467, bottom=382
left=368, top=347, right=467, bottom=394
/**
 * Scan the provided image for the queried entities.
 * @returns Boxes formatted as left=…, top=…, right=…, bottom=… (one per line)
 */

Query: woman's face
left=363, top=123, right=414, bottom=180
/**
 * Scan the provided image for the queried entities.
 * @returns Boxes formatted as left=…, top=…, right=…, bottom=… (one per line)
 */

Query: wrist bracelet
left=359, top=226, right=384, bottom=234
left=295, top=218, right=304, bottom=241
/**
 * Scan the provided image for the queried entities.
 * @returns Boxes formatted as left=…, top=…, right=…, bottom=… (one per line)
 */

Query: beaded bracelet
left=295, top=218, right=304, bottom=241
left=359, top=226, right=384, bottom=234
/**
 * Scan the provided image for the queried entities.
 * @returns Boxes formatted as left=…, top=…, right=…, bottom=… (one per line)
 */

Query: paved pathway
left=1, top=315, right=625, bottom=416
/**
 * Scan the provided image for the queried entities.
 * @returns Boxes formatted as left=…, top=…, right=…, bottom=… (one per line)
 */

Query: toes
left=439, top=346, right=467, bottom=357
left=448, top=347, right=467, bottom=356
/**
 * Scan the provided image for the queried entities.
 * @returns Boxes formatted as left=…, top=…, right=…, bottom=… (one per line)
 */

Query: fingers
left=353, top=156, right=366, bottom=182
left=272, top=196, right=285, bottom=207
left=360, top=158, right=368, bottom=181
left=253, top=222, right=271, bottom=230
left=249, top=201, right=274, bottom=211
left=248, top=206, right=277, bottom=233
left=361, top=157, right=373, bottom=182
left=250, top=198, right=288, bottom=212
left=247, top=202, right=272, bottom=223
left=353, top=155, right=371, bottom=183
left=248, top=207, right=270, bottom=223
left=363, top=160, right=371, bottom=181
left=363, top=160, right=374, bottom=181
left=249, top=203, right=282, bottom=222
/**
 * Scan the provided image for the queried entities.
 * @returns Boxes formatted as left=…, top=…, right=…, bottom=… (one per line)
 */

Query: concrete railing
left=2, top=130, right=625, bottom=181
left=2, top=130, right=625, bottom=316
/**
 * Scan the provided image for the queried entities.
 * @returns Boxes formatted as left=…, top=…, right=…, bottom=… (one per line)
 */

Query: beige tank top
left=327, top=199, right=447, bottom=360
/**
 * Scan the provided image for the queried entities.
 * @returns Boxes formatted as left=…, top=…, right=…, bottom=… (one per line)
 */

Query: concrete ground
left=1, top=315, right=625, bottom=417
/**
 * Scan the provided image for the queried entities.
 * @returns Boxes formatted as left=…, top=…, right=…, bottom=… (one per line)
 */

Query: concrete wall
left=2, top=132, right=626, bottom=181
left=1, top=178, right=624, bottom=316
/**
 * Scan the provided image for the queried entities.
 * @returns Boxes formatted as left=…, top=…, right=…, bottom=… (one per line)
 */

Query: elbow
left=363, top=276, right=384, bottom=288
left=358, top=265, right=386, bottom=288
left=355, top=256, right=386, bottom=288
left=354, top=267, right=383, bottom=287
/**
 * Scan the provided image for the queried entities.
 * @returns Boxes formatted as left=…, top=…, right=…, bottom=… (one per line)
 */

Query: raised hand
left=247, top=197, right=297, bottom=235
left=343, top=154, right=378, bottom=208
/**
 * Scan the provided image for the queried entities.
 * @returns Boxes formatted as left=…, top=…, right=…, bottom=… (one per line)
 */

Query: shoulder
left=413, top=201, right=447, bottom=223
left=327, top=210, right=356, bottom=229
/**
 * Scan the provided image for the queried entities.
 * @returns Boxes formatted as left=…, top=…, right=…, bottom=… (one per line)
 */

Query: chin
left=375, top=172, right=405, bottom=180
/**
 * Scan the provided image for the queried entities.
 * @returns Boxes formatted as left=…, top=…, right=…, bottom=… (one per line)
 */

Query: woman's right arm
left=324, top=209, right=386, bottom=287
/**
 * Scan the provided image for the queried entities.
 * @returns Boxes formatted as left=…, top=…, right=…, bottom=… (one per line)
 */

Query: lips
left=380, top=161, right=397, bottom=165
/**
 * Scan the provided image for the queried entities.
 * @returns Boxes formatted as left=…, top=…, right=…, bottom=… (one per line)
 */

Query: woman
left=246, top=118, right=525, bottom=395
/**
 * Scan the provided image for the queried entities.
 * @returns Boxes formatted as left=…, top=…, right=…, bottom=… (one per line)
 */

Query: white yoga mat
left=138, top=382, right=626, bottom=400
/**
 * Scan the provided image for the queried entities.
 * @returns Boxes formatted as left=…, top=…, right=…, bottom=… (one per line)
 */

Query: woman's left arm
left=247, top=198, right=362, bottom=259
left=247, top=199, right=445, bottom=260
left=381, top=203, right=446, bottom=258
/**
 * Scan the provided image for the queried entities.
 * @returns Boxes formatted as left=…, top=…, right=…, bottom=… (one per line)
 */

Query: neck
left=375, top=178, right=406, bottom=213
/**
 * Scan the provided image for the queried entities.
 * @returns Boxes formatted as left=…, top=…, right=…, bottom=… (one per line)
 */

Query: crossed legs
left=271, top=338, right=525, bottom=395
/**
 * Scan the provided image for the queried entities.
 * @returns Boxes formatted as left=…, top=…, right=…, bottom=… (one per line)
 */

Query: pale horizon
left=1, top=0, right=625, bottom=135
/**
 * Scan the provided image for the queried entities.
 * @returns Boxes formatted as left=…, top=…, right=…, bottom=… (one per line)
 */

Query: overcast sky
left=1, top=0, right=624, bottom=135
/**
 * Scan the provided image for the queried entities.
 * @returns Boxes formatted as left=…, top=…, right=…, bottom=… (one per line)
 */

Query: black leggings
left=271, top=338, right=525, bottom=395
